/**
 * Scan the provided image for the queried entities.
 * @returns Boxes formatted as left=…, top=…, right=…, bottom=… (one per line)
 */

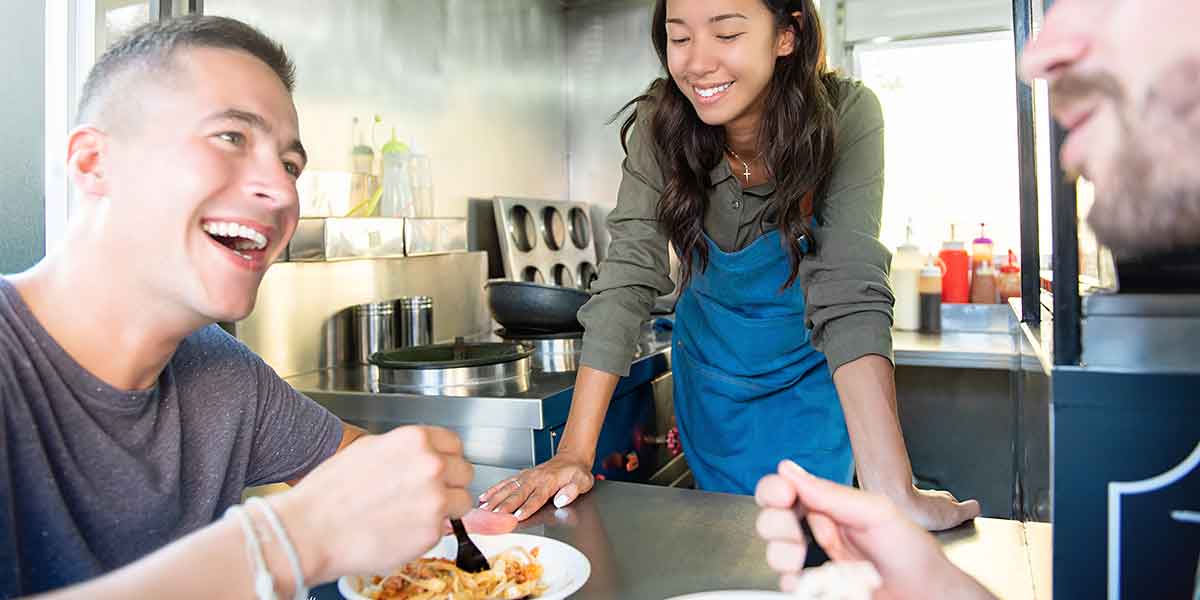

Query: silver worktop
left=285, top=326, right=672, bottom=430
left=286, top=306, right=1042, bottom=436
left=893, top=329, right=1042, bottom=371
left=310, top=464, right=1051, bottom=600
left=891, top=303, right=1042, bottom=372
left=289, top=325, right=1037, bottom=429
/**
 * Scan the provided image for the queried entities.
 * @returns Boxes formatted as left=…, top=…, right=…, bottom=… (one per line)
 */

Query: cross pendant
left=742, top=163, right=751, bottom=182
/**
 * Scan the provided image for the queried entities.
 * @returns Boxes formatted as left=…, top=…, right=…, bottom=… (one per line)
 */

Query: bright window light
left=853, top=33, right=1020, bottom=260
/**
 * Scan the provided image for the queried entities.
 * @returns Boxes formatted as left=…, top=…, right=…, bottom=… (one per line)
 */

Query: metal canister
left=397, top=296, right=434, bottom=347
left=351, top=301, right=398, bottom=364
left=323, top=307, right=356, bottom=368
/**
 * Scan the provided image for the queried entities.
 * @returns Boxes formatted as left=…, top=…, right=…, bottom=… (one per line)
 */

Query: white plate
left=337, top=533, right=591, bottom=600
left=664, top=593, right=791, bottom=600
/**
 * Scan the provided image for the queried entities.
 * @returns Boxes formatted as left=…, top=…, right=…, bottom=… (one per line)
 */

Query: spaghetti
left=361, top=547, right=548, bottom=600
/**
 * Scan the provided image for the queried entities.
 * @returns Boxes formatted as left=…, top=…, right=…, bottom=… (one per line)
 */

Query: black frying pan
left=484, top=280, right=592, bottom=333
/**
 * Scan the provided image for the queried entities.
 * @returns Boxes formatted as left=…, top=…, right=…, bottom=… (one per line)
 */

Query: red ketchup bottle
left=938, top=225, right=971, bottom=304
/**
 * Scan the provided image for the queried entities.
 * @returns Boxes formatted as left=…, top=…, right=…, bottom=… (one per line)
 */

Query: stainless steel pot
left=351, top=301, right=397, bottom=365
left=397, top=296, right=434, bottom=346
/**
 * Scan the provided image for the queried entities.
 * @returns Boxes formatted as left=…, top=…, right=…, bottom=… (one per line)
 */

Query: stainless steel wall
left=1, top=1, right=45, bottom=273
left=205, top=0, right=570, bottom=220
left=232, top=252, right=491, bottom=379
left=564, top=0, right=659, bottom=256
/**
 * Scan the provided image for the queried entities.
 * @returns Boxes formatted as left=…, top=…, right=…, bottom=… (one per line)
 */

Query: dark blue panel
left=1052, top=367, right=1200, bottom=599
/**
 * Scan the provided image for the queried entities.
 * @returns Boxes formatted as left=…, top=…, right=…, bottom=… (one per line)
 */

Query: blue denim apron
left=672, top=230, right=854, bottom=493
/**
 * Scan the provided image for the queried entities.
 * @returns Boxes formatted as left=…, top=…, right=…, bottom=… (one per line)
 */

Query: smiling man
left=0, top=15, right=511, bottom=600
left=1021, top=0, right=1200, bottom=256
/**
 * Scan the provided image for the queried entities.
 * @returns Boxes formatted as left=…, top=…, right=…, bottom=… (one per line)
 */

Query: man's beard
left=1086, top=59, right=1200, bottom=258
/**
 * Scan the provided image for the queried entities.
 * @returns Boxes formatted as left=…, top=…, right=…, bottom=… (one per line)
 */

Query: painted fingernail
left=514, top=509, right=524, bottom=519
left=478, top=502, right=489, bottom=510
left=553, top=494, right=569, bottom=508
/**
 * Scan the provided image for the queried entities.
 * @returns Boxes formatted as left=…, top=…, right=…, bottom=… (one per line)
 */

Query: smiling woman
left=480, top=0, right=980, bottom=538
left=643, top=0, right=839, bottom=289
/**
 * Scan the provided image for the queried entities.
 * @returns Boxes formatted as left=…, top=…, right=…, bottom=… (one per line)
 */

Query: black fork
left=450, top=518, right=490, bottom=573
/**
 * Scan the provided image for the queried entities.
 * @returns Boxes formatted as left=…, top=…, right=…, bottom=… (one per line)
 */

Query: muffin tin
left=491, top=196, right=599, bottom=291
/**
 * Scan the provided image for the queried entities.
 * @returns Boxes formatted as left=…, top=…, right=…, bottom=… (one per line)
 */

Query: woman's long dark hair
left=618, top=0, right=841, bottom=290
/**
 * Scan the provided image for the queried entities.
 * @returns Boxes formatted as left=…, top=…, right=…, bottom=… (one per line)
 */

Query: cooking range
left=285, top=321, right=675, bottom=483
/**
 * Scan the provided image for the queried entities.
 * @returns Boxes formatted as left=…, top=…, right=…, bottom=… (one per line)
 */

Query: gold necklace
left=726, top=147, right=763, bottom=183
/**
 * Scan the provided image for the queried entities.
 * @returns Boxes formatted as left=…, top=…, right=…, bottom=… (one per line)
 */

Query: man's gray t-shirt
left=0, top=278, right=344, bottom=597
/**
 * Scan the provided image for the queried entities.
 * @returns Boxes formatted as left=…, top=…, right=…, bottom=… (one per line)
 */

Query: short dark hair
left=76, top=15, right=295, bottom=127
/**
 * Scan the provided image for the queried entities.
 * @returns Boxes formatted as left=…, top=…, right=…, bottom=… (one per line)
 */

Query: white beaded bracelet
left=226, top=504, right=277, bottom=600
left=248, top=496, right=309, bottom=600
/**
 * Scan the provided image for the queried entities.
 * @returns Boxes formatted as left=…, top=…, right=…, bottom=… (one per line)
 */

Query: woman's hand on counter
left=478, top=366, right=618, bottom=521
left=755, top=460, right=997, bottom=600
left=831, top=354, right=981, bottom=532
left=900, top=486, right=982, bottom=532
left=477, top=451, right=595, bottom=521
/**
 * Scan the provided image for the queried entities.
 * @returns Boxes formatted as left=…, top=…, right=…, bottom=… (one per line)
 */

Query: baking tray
left=491, top=196, right=599, bottom=290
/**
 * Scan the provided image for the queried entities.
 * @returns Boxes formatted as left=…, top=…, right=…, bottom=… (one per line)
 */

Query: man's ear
left=777, top=10, right=804, bottom=58
left=67, top=126, right=110, bottom=199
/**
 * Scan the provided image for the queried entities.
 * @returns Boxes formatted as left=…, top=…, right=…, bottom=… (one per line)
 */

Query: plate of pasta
left=338, top=533, right=591, bottom=600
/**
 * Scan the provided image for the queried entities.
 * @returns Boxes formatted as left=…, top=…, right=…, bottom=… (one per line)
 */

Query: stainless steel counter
left=286, top=327, right=672, bottom=431
left=892, top=302, right=1042, bottom=372
left=893, top=330, right=1038, bottom=371
left=288, top=316, right=1039, bottom=426
left=309, top=464, right=1051, bottom=600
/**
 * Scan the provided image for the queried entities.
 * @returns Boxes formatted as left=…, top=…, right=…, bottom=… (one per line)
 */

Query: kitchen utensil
left=323, top=307, right=356, bottom=368
left=484, top=280, right=591, bottom=333
left=490, top=197, right=600, bottom=290
left=368, top=338, right=532, bottom=369
left=396, top=296, right=433, bottom=347
left=351, top=301, right=397, bottom=365
left=338, top=533, right=591, bottom=600
left=449, top=517, right=490, bottom=573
